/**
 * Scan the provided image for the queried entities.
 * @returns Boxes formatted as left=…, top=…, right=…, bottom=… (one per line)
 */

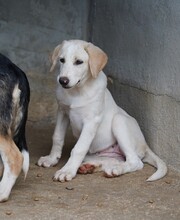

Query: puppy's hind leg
left=78, top=155, right=103, bottom=174
left=0, top=136, right=23, bottom=202
left=78, top=154, right=123, bottom=175
left=105, top=114, right=144, bottom=177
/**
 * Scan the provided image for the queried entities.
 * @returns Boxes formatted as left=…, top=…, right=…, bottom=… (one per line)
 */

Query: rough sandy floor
left=0, top=122, right=179, bottom=220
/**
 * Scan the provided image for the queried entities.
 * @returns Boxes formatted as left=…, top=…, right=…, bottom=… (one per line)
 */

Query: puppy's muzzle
left=59, top=77, right=69, bottom=87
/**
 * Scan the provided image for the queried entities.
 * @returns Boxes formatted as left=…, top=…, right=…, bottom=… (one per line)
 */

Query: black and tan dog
left=0, top=54, right=30, bottom=202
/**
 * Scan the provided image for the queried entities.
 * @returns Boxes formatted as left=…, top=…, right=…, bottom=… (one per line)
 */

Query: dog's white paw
left=37, top=155, right=59, bottom=168
left=0, top=175, right=17, bottom=203
left=53, top=166, right=76, bottom=182
left=0, top=189, right=9, bottom=203
left=0, top=193, right=9, bottom=202
left=0, top=186, right=9, bottom=202
left=103, top=160, right=144, bottom=177
left=104, top=165, right=123, bottom=178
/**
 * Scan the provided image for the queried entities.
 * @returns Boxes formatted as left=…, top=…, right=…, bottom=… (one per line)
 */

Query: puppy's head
left=50, top=40, right=108, bottom=89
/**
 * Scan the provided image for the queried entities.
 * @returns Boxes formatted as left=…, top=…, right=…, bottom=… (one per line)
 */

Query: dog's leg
left=53, top=119, right=100, bottom=182
left=0, top=136, right=23, bottom=202
left=78, top=154, right=122, bottom=174
left=14, top=125, right=29, bottom=179
left=78, top=155, right=104, bottom=174
left=104, top=114, right=144, bottom=177
left=37, top=110, right=69, bottom=167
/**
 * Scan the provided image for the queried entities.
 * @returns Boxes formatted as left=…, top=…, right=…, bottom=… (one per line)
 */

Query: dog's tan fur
left=0, top=136, right=23, bottom=176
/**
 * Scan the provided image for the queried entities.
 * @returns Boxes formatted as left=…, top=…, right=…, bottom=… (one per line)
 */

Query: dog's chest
left=58, top=104, right=83, bottom=138
left=57, top=88, right=95, bottom=137
left=69, top=108, right=84, bottom=137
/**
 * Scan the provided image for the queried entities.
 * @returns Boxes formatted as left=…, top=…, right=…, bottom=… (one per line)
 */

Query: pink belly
left=95, top=143, right=126, bottom=161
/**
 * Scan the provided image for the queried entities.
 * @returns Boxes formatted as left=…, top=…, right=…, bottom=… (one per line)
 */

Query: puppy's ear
left=50, top=44, right=62, bottom=72
left=85, top=43, right=108, bottom=78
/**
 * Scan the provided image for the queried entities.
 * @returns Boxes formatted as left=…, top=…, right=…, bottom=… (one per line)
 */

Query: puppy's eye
left=60, top=58, right=65, bottom=63
left=75, top=60, right=83, bottom=65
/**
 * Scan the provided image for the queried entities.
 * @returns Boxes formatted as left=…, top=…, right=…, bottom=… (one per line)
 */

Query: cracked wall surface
left=91, top=0, right=180, bottom=171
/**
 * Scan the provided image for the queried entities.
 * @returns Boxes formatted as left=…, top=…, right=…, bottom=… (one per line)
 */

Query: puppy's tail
left=143, top=147, right=167, bottom=181
left=21, top=150, right=29, bottom=180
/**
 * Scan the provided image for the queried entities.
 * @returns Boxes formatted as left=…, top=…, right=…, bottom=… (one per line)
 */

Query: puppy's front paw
left=37, top=155, right=59, bottom=168
left=53, top=167, right=76, bottom=182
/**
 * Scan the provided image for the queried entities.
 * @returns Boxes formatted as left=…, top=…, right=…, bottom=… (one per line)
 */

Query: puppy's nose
left=59, top=77, right=69, bottom=86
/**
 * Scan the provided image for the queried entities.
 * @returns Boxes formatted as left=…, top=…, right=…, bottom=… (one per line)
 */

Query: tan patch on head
left=0, top=135, right=23, bottom=176
left=50, top=44, right=62, bottom=72
left=85, top=43, right=108, bottom=78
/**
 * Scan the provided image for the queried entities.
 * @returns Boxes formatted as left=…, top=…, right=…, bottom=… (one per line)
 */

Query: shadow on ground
left=0, top=122, right=179, bottom=220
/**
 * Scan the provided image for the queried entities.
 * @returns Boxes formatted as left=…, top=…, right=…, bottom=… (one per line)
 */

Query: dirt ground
left=0, top=122, right=179, bottom=220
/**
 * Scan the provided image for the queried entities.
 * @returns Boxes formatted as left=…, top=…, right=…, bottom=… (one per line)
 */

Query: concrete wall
left=91, top=0, right=180, bottom=171
left=0, top=0, right=179, bottom=171
left=0, top=0, right=90, bottom=122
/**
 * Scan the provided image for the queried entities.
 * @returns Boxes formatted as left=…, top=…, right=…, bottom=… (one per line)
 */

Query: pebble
left=5, top=211, right=12, bottom=216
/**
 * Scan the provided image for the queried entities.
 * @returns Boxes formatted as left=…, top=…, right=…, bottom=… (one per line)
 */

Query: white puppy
left=37, top=40, right=167, bottom=182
